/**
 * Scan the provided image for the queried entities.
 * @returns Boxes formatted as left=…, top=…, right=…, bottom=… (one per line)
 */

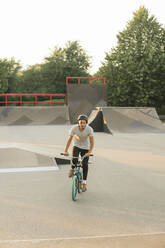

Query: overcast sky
left=0, top=0, right=165, bottom=73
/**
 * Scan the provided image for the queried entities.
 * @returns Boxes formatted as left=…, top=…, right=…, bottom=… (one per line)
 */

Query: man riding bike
left=63, top=114, right=94, bottom=192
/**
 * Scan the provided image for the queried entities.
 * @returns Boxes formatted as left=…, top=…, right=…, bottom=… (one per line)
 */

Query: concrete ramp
left=88, top=110, right=104, bottom=132
left=67, top=84, right=107, bottom=124
left=0, top=147, right=56, bottom=168
left=0, top=106, right=69, bottom=125
left=89, top=107, right=165, bottom=134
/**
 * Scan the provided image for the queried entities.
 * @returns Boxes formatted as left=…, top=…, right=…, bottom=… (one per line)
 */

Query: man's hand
left=63, top=151, right=69, bottom=156
left=84, top=152, right=91, bottom=158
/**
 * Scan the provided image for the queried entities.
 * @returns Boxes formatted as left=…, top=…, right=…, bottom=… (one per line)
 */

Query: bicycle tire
left=72, top=175, right=78, bottom=201
left=78, top=172, right=82, bottom=193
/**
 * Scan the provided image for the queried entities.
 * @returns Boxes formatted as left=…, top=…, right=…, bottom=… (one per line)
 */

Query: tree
left=64, top=41, right=91, bottom=79
left=20, top=41, right=91, bottom=94
left=42, top=46, right=66, bottom=93
left=0, top=59, right=9, bottom=93
left=44, top=41, right=91, bottom=90
left=97, top=6, right=165, bottom=108
left=0, top=58, right=21, bottom=93
left=20, top=64, right=43, bottom=93
left=7, top=58, right=22, bottom=93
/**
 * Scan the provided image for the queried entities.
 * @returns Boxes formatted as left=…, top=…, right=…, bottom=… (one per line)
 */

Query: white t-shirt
left=69, top=125, right=94, bottom=150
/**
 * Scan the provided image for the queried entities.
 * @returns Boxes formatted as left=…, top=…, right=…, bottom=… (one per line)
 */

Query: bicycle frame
left=71, top=159, right=83, bottom=199
left=60, top=153, right=93, bottom=201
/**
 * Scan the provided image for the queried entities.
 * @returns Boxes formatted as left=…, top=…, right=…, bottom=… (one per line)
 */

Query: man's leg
left=72, top=146, right=80, bottom=167
left=68, top=146, right=80, bottom=177
left=80, top=149, right=89, bottom=191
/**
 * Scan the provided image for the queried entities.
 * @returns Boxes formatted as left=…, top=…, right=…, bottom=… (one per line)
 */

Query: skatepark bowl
left=0, top=105, right=165, bottom=248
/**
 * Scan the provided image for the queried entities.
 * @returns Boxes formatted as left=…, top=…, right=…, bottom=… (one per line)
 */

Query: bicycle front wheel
left=78, top=172, right=82, bottom=193
left=72, top=175, right=78, bottom=201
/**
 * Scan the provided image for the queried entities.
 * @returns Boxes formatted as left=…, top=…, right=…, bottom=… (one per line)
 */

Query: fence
left=0, top=77, right=106, bottom=107
left=0, top=94, right=67, bottom=106
left=66, top=77, right=106, bottom=85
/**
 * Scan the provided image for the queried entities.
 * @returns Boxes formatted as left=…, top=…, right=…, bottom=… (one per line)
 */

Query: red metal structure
left=0, top=77, right=106, bottom=106
left=66, top=77, right=106, bottom=85
left=0, top=93, right=67, bottom=106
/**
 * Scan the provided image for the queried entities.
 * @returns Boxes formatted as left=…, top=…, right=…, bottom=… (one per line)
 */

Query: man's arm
left=84, top=136, right=94, bottom=157
left=64, top=135, right=73, bottom=156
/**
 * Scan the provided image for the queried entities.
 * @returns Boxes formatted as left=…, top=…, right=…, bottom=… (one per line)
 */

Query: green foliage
left=18, top=64, right=43, bottom=93
left=0, top=60, right=9, bottom=93
left=97, top=6, right=165, bottom=108
left=0, top=58, right=21, bottom=93
left=0, top=41, right=91, bottom=106
left=157, top=105, right=165, bottom=115
left=64, top=41, right=91, bottom=78
left=19, top=41, right=91, bottom=94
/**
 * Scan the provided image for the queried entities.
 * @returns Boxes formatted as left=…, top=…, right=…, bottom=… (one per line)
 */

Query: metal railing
left=0, top=77, right=106, bottom=107
left=0, top=93, right=67, bottom=106
left=66, top=77, right=106, bottom=85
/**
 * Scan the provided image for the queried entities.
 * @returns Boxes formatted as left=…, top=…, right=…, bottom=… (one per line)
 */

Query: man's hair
left=77, top=114, right=88, bottom=123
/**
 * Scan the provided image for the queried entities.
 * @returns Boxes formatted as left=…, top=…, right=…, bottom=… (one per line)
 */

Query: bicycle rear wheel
left=72, top=175, right=78, bottom=201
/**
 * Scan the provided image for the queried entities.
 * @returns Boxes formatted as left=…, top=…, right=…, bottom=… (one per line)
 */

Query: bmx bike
left=61, top=153, right=93, bottom=201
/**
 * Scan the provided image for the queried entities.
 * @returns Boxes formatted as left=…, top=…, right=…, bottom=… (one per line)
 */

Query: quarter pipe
left=89, top=107, right=165, bottom=134
left=67, top=84, right=107, bottom=124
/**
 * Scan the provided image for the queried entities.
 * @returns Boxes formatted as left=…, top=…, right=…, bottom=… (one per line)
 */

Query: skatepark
left=0, top=81, right=165, bottom=247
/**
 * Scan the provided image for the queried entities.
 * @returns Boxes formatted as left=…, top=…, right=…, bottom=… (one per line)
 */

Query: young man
left=63, top=114, right=94, bottom=192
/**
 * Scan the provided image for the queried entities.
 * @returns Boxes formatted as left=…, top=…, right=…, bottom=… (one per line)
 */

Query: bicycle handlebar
left=60, top=153, right=94, bottom=158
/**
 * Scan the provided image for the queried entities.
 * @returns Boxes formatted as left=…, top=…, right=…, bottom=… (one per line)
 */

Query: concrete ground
left=0, top=125, right=165, bottom=247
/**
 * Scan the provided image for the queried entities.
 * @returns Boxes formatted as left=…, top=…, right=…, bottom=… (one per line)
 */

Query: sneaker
left=81, top=184, right=87, bottom=192
left=68, top=169, right=74, bottom=178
